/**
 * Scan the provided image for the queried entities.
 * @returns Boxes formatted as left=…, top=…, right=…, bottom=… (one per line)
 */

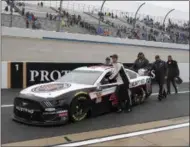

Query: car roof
left=75, top=65, right=136, bottom=73
left=75, top=65, right=112, bottom=72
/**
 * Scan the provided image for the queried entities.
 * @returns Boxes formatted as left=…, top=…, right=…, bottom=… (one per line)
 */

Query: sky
left=146, top=1, right=189, bottom=12
left=66, top=1, right=189, bottom=13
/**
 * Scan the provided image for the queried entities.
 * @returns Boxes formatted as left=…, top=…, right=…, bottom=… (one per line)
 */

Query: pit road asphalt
left=1, top=83, right=189, bottom=144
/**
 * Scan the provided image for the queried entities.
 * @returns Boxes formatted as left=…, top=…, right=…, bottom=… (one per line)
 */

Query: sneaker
left=117, top=109, right=123, bottom=113
left=127, top=108, right=132, bottom=112
left=163, top=92, right=167, bottom=99
left=158, top=95, right=162, bottom=101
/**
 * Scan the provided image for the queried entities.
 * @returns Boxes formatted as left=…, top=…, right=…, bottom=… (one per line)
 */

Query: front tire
left=69, top=95, right=90, bottom=122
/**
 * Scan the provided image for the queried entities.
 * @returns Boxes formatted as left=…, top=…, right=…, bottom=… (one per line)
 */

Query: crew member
left=109, top=54, right=132, bottom=113
left=166, top=55, right=179, bottom=94
left=105, top=57, right=111, bottom=66
left=131, top=52, right=149, bottom=72
left=151, top=55, right=167, bottom=101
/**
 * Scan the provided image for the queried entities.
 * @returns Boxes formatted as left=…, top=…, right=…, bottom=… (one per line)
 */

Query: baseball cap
left=138, top=52, right=144, bottom=56
left=155, top=55, right=160, bottom=59
left=106, top=57, right=110, bottom=60
left=110, top=54, right=118, bottom=59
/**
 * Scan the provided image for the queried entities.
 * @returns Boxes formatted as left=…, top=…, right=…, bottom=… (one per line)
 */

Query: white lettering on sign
left=30, top=70, right=39, bottom=82
left=15, top=64, right=19, bottom=71
left=40, top=70, right=49, bottom=81
left=50, top=70, right=61, bottom=81
left=29, top=70, right=70, bottom=82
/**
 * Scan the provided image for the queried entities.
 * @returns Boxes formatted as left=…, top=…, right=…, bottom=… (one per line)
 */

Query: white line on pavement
left=55, top=122, right=189, bottom=147
left=151, top=90, right=190, bottom=96
left=1, top=91, right=189, bottom=108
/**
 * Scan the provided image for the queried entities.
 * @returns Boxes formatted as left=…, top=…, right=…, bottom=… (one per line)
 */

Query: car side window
left=100, top=72, right=117, bottom=85
left=125, top=70, right=138, bottom=79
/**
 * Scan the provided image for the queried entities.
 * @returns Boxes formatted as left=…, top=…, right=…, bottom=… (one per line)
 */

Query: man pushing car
left=109, top=54, right=132, bottom=113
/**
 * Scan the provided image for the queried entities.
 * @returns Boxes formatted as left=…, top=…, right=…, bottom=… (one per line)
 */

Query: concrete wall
left=2, top=36, right=189, bottom=63
left=2, top=26, right=189, bottom=50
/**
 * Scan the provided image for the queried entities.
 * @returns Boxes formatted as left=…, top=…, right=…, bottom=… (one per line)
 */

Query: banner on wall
left=7, top=62, right=134, bottom=88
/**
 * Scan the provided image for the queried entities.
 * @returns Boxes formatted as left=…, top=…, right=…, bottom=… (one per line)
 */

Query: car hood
left=20, top=82, right=93, bottom=99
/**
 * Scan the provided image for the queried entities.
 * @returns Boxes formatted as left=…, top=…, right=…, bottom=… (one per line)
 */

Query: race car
left=13, top=65, right=153, bottom=125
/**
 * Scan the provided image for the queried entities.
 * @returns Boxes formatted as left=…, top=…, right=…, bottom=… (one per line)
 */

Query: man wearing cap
left=105, top=57, right=111, bottom=66
left=109, top=54, right=132, bottom=113
left=131, top=52, right=149, bottom=72
left=151, top=55, right=167, bottom=101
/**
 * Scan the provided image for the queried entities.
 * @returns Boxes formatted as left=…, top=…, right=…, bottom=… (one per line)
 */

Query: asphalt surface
left=2, top=36, right=189, bottom=63
left=1, top=83, right=189, bottom=144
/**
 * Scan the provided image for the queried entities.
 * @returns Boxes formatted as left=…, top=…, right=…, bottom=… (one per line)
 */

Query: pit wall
left=1, top=62, right=189, bottom=89
left=2, top=26, right=189, bottom=50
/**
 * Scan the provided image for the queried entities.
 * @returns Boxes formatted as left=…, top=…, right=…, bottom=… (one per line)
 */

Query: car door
left=90, top=71, right=119, bottom=114
left=125, top=69, right=140, bottom=87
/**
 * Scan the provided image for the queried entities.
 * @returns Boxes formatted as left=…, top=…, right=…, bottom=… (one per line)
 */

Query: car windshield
left=56, top=70, right=103, bottom=85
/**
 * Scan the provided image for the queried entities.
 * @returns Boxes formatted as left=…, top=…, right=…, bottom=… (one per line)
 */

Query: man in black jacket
left=166, top=55, right=179, bottom=94
left=151, top=55, right=167, bottom=101
left=109, top=54, right=132, bottom=113
left=132, top=52, right=149, bottom=72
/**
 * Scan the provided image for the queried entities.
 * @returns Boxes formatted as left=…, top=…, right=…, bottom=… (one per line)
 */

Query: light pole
left=98, top=0, right=106, bottom=29
left=133, top=2, right=145, bottom=29
left=9, top=0, right=14, bottom=27
left=56, top=0, right=63, bottom=32
left=163, top=9, right=175, bottom=31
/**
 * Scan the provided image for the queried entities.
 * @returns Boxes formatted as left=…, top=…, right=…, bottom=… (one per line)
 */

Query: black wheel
left=129, top=90, right=137, bottom=106
left=69, top=95, right=90, bottom=122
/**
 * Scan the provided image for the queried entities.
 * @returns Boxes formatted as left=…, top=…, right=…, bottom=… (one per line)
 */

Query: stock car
left=13, top=65, right=153, bottom=125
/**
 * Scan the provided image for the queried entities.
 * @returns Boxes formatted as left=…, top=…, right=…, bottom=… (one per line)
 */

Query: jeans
left=167, top=77, right=177, bottom=93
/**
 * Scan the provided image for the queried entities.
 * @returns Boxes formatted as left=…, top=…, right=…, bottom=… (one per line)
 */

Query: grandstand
left=1, top=0, right=189, bottom=44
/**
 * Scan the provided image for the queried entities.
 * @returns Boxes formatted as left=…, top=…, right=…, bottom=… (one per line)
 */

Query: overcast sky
left=147, top=1, right=189, bottom=12
left=69, top=1, right=189, bottom=13
left=63, top=1, right=189, bottom=21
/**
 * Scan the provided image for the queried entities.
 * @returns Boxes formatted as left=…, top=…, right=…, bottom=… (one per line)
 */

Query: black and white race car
left=13, top=65, right=154, bottom=125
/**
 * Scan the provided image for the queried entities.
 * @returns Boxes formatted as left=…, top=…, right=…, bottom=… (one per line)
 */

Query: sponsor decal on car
left=43, top=110, right=68, bottom=116
left=15, top=106, right=34, bottom=114
left=31, top=83, right=71, bottom=93
left=89, top=87, right=116, bottom=100
left=58, top=110, right=68, bottom=117
left=95, top=92, right=102, bottom=103
left=109, top=93, right=118, bottom=105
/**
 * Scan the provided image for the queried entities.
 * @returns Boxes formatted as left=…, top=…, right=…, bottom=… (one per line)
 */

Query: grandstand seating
left=1, top=1, right=189, bottom=44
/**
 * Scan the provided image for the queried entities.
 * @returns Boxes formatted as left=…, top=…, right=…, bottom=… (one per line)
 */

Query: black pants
left=167, top=77, right=177, bottom=93
left=156, top=76, right=166, bottom=96
left=116, top=84, right=131, bottom=110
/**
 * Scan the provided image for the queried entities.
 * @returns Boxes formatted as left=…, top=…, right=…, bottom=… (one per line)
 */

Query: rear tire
left=69, top=95, right=90, bottom=122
